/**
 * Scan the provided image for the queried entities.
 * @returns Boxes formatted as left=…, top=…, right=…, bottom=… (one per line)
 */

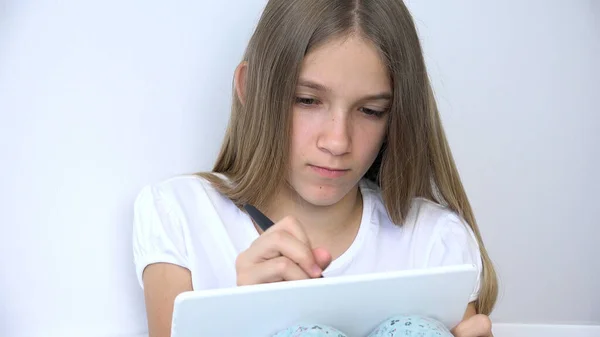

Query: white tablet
left=171, top=264, right=477, bottom=337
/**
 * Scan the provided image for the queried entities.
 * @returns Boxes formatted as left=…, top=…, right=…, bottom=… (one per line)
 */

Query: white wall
left=0, top=1, right=266, bottom=336
left=0, top=1, right=597, bottom=336
left=405, top=0, right=600, bottom=325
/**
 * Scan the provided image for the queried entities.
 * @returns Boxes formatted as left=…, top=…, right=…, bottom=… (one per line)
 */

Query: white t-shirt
left=132, top=174, right=483, bottom=302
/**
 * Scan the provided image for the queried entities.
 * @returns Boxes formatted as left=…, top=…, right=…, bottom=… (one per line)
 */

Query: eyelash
left=294, top=97, right=388, bottom=118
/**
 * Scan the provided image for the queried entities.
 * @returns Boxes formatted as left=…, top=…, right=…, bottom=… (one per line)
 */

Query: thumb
left=312, top=247, right=332, bottom=271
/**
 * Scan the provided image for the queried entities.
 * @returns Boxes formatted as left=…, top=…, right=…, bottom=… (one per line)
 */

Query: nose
left=316, top=111, right=351, bottom=156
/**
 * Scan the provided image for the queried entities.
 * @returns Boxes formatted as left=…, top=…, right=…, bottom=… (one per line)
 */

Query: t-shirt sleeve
left=425, top=213, right=483, bottom=303
left=132, top=184, right=189, bottom=289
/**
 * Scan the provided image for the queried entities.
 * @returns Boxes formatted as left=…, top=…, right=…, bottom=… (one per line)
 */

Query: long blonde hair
left=198, top=0, right=498, bottom=314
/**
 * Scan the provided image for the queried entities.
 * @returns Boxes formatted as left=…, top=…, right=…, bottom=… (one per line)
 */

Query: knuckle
left=301, top=249, right=315, bottom=264
left=281, top=215, right=300, bottom=227
left=235, top=250, right=252, bottom=269
left=275, top=258, right=292, bottom=273
left=281, top=215, right=295, bottom=223
left=236, top=271, right=249, bottom=286
left=234, top=254, right=244, bottom=270
left=269, top=229, right=287, bottom=242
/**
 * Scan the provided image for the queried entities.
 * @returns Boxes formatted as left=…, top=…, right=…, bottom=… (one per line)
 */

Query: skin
left=141, top=34, right=493, bottom=337
left=264, top=33, right=391, bottom=261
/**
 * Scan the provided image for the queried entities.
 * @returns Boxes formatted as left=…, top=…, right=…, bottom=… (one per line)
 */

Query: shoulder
left=361, top=181, right=482, bottom=301
left=405, top=198, right=483, bottom=302
left=361, top=179, right=478, bottom=253
left=132, top=173, right=238, bottom=246
left=135, top=173, right=224, bottom=202
left=131, top=173, right=234, bottom=287
left=361, top=179, right=476, bottom=243
left=406, top=197, right=478, bottom=247
left=134, top=173, right=232, bottom=216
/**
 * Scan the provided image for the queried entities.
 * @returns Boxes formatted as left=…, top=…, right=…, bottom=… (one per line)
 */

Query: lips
left=309, top=164, right=349, bottom=178
left=313, top=165, right=347, bottom=171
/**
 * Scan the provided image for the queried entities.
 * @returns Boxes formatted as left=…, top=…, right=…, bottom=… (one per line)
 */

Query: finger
left=243, top=230, right=322, bottom=277
left=237, top=256, right=310, bottom=285
left=275, top=217, right=331, bottom=272
left=266, top=215, right=311, bottom=245
left=276, top=217, right=332, bottom=277
left=451, top=314, right=492, bottom=337
left=312, top=247, right=332, bottom=270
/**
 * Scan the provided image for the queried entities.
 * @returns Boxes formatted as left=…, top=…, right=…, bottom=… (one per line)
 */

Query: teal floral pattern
left=272, top=315, right=453, bottom=337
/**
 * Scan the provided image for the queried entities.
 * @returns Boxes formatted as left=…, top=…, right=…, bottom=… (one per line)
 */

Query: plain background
left=0, top=0, right=598, bottom=336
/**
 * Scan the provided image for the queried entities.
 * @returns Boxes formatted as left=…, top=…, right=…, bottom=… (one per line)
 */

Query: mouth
left=309, top=164, right=350, bottom=178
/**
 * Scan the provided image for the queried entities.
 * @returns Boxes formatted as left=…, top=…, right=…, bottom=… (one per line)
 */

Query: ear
left=234, top=61, right=248, bottom=105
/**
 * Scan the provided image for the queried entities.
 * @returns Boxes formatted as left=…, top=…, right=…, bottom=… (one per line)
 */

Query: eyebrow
left=297, top=79, right=392, bottom=101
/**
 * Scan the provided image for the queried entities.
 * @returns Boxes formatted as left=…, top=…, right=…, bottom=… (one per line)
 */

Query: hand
left=235, top=215, right=332, bottom=286
left=451, top=314, right=493, bottom=337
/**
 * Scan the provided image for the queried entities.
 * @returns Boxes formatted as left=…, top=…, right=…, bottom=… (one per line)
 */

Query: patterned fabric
left=367, top=315, right=453, bottom=337
left=272, top=315, right=453, bottom=337
left=272, top=324, right=347, bottom=337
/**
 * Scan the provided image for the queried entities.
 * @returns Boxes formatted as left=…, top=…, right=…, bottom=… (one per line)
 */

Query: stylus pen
left=243, top=204, right=274, bottom=232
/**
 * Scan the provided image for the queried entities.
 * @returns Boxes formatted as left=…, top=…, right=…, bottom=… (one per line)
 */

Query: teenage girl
left=132, top=0, right=498, bottom=336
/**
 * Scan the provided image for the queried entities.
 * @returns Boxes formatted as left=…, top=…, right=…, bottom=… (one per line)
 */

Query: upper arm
left=133, top=185, right=192, bottom=337
left=142, top=263, right=193, bottom=337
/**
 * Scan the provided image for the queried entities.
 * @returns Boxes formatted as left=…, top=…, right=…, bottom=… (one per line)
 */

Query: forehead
left=298, top=34, right=391, bottom=94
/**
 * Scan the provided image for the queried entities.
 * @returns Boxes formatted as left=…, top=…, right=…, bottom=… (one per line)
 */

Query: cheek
left=292, top=108, right=322, bottom=131
left=290, top=110, right=316, bottom=160
left=360, top=141, right=383, bottom=163
left=357, top=123, right=387, bottom=155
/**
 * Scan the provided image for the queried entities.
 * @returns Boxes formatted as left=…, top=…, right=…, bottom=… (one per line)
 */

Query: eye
left=360, top=107, right=387, bottom=118
left=295, top=97, right=319, bottom=106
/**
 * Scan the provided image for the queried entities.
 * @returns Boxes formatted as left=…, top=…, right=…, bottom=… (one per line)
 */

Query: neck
left=264, top=182, right=364, bottom=257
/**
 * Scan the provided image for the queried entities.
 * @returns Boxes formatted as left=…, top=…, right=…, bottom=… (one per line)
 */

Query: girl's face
left=287, top=34, right=391, bottom=207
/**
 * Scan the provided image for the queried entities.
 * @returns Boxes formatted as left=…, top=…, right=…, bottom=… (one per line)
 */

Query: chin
left=293, top=182, right=352, bottom=207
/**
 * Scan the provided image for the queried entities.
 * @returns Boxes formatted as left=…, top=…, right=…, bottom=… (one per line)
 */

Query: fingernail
left=311, top=265, right=322, bottom=277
